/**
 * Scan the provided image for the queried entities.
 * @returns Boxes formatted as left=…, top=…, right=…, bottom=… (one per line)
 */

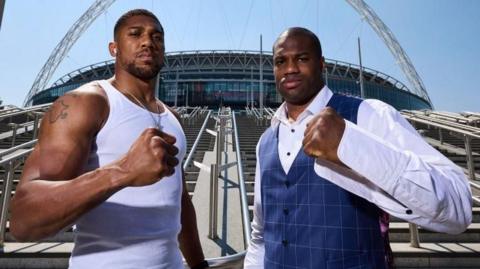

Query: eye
left=298, top=57, right=309, bottom=62
left=274, top=59, right=285, bottom=66
left=128, top=29, right=141, bottom=37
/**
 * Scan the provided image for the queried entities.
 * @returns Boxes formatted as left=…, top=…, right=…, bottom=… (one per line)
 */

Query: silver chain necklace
left=124, top=91, right=163, bottom=130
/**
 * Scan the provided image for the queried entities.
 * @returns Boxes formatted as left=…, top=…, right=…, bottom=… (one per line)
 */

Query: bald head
left=273, top=27, right=322, bottom=59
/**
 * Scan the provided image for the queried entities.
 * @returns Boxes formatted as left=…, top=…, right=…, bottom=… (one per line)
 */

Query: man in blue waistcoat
left=244, top=27, right=472, bottom=269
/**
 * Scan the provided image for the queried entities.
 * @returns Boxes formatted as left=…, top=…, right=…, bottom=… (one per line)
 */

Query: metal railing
left=0, top=103, right=50, bottom=122
left=232, top=111, right=252, bottom=247
left=182, top=110, right=212, bottom=170
left=0, top=105, right=45, bottom=150
left=203, top=108, right=250, bottom=267
left=422, top=111, right=480, bottom=126
left=402, top=111, right=480, bottom=181
left=0, top=140, right=37, bottom=159
left=402, top=110, right=480, bottom=135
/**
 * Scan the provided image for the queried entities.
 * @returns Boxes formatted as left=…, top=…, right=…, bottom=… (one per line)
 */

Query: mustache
left=136, top=49, right=156, bottom=57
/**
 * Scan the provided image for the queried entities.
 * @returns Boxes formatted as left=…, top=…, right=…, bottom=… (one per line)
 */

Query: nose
left=285, top=59, right=299, bottom=74
left=140, top=34, right=154, bottom=48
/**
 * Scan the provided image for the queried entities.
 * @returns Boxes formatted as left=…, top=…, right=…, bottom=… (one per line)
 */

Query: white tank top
left=69, top=80, right=187, bottom=269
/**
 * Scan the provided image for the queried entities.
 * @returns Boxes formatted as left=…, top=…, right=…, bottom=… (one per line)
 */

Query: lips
left=281, top=77, right=302, bottom=90
left=137, top=50, right=155, bottom=61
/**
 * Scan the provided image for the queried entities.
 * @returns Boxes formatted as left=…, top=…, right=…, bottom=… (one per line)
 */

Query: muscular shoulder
left=42, top=81, right=109, bottom=138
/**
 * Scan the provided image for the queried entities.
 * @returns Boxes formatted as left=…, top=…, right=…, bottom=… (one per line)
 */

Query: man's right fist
left=119, top=127, right=179, bottom=187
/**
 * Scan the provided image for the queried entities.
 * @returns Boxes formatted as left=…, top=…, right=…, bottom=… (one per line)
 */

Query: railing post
left=33, top=113, right=40, bottom=139
left=10, top=123, right=18, bottom=147
left=209, top=163, right=219, bottom=239
left=464, top=135, right=476, bottom=180
left=0, top=160, right=16, bottom=247
left=409, top=223, right=420, bottom=248
left=438, top=128, right=443, bottom=144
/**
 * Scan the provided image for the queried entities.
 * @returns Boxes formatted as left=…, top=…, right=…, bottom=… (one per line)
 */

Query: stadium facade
left=30, top=50, right=432, bottom=110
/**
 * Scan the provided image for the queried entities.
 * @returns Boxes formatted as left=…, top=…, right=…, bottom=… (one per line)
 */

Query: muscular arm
left=10, top=86, right=179, bottom=241
left=178, top=176, right=205, bottom=267
left=9, top=87, right=120, bottom=241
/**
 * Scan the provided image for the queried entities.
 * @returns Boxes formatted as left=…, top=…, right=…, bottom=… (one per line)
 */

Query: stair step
left=1, top=242, right=479, bottom=269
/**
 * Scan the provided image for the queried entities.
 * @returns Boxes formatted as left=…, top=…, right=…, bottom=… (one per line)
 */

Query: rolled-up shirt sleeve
left=244, top=141, right=265, bottom=268
left=326, top=99, right=472, bottom=234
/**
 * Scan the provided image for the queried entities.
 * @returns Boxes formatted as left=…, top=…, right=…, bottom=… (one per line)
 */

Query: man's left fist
left=302, top=107, right=346, bottom=164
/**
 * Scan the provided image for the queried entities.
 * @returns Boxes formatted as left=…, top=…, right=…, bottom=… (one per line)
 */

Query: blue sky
left=0, top=0, right=478, bottom=112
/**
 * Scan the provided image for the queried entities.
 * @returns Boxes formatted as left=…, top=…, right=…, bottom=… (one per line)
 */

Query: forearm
left=178, top=195, right=205, bottom=267
left=337, top=121, right=472, bottom=233
left=10, top=164, right=129, bottom=241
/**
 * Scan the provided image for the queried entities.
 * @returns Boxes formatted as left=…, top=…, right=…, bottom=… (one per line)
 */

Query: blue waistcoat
left=259, top=94, right=387, bottom=269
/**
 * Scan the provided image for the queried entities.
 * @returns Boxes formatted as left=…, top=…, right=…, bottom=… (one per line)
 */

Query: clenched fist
left=303, top=107, right=346, bottom=165
left=118, top=127, right=179, bottom=187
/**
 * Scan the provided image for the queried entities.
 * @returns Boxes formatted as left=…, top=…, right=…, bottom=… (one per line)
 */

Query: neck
left=285, top=83, right=324, bottom=121
left=111, top=69, right=157, bottom=103
left=285, top=102, right=310, bottom=122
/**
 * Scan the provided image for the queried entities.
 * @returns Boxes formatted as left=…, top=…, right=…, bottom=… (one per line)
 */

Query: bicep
left=21, top=93, right=106, bottom=183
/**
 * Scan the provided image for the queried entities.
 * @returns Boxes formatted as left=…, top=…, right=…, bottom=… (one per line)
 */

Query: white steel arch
left=24, top=0, right=116, bottom=106
left=24, top=0, right=432, bottom=107
left=345, top=0, right=432, bottom=105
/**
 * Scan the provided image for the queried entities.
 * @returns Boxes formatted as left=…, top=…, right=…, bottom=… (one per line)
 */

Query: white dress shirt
left=244, top=86, right=472, bottom=268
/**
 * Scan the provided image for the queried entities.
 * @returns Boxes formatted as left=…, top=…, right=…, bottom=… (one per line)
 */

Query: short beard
left=126, top=62, right=162, bottom=80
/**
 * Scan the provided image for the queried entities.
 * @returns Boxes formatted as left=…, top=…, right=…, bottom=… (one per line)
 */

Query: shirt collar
left=272, top=85, right=333, bottom=126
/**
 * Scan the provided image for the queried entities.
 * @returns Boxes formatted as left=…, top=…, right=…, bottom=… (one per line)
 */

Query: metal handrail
left=414, top=114, right=480, bottom=133
left=0, top=139, right=37, bottom=159
left=0, top=148, right=33, bottom=169
left=0, top=103, right=49, bottom=121
left=250, top=107, right=261, bottom=120
left=189, top=107, right=201, bottom=118
left=463, top=111, right=480, bottom=118
left=261, top=108, right=274, bottom=118
left=183, top=110, right=212, bottom=170
left=402, top=112, right=480, bottom=140
left=421, top=111, right=479, bottom=124
left=232, top=111, right=252, bottom=247
left=403, top=110, right=480, bottom=132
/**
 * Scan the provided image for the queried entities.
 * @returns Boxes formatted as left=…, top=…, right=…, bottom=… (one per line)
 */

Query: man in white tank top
left=10, top=9, right=208, bottom=269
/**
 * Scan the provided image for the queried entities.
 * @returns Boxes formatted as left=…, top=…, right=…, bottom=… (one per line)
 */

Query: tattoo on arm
left=48, top=93, right=78, bottom=124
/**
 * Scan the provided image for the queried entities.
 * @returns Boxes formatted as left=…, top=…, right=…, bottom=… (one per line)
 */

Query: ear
left=108, top=42, right=117, bottom=57
left=320, top=56, right=325, bottom=71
